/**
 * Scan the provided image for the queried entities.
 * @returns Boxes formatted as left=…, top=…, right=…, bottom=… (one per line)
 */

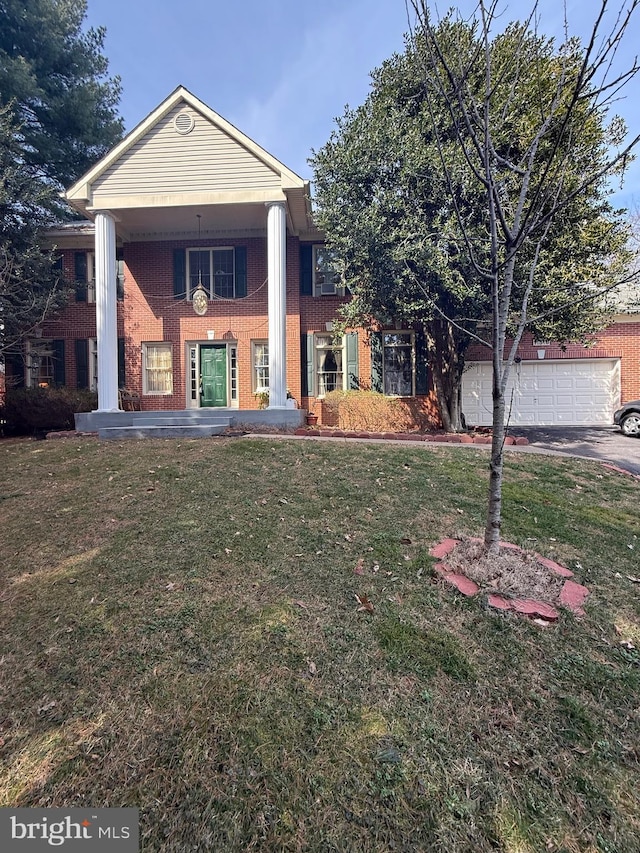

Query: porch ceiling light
left=192, top=213, right=208, bottom=315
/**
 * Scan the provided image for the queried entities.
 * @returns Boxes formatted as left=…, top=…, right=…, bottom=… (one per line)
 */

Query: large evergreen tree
left=311, top=10, right=633, bottom=432
left=0, top=105, right=68, bottom=358
left=0, top=0, right=123, bottom=190
left=0, top=0, right=123, bottom=356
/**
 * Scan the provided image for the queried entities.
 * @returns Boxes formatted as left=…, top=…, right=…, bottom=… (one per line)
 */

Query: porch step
left=98, top=424, right=227, bottom=440
left=131, top=415, right=234, bottom=427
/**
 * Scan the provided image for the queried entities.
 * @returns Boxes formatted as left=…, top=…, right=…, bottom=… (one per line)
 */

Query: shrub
left=1, top=387, right=97, bottom=435
left=323, top=390, right=417, bottom=432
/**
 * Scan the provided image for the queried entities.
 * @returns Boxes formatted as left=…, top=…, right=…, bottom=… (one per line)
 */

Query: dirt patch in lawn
left=445, top=538, right=565, bottom=603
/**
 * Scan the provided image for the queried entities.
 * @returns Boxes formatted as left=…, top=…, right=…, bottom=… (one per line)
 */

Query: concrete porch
left=75, top=408, right=306, bottom=440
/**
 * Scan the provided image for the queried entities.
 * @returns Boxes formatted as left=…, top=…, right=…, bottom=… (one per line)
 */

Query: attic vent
left=174, top=112, right=195, bottom=135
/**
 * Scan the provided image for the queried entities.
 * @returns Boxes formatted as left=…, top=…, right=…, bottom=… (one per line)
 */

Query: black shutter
left=173, top=248, right=186, bottom=299
left=116, top=250, right=125, bottom=301
left=52, top=340, right=65, bottom=385
left=370, top=332, right=383, bottom=393
left=75, top=339, right=89, bottom=389
left=53, top=255, right=63, bottom=273
left=234, top=246, right=247, bottom=298
left=118, top=337, right=126, bottom=389
left=415, top=329, right=429, bottom=396
left=75, top=252, right=87, bottom=301
left=300, top=245, right=313, bottom=295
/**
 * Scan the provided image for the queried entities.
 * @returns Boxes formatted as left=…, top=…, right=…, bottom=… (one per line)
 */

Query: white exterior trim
left=266, top=202, right=287, bottom=409
left=94, top=211, right=120, bottom=411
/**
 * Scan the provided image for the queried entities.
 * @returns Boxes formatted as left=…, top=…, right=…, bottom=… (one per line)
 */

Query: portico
left=64, top=86, right=317, bottom=427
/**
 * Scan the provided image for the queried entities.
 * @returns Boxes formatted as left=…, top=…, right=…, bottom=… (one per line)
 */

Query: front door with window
left=200, top=345, right=227, bottom=407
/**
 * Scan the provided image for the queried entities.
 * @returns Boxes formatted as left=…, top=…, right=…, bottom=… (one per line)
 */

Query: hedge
left=1, top=387, right=98, bottom=435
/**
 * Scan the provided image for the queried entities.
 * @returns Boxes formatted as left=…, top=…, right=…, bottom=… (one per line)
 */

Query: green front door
left=200, top=345, right=227, bottom=407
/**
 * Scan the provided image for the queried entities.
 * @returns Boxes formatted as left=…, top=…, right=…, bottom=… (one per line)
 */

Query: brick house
left=6, top=86, right=639, bottom=431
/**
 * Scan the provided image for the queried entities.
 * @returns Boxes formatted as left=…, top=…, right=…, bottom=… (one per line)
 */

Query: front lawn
left=0, top=436, right=638, bottom=852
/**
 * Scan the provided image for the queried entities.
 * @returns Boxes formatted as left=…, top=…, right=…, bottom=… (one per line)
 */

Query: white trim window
left=383, top=333, right=414, bottom=397
left=86, top=252, right=96, bottom=302
left=314, top=246, right=342, bottom=297
left=252, top=341, right=269, bottom=393
left=187, top=248, right=235, bottom=299
left=143, top=343, right=173, bottom=395
left=315, top=334, right=345, bottom=396
left=26, top=340, right=55, bottom=388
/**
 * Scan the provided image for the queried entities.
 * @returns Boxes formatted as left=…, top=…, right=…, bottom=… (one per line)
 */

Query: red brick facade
left=13, top=234, right=442, bottom=427
left=9, top=230, right=638, bottom=427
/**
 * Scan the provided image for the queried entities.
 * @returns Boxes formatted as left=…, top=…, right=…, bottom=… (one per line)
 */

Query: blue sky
left=84, top=0, right=639, bottom=208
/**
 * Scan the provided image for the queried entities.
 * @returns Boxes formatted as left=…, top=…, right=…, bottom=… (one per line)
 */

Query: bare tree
left=408, top=0, right=640, bottom=553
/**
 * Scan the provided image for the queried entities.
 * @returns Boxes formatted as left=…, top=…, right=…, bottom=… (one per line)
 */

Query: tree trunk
left=484, top=379, right=507, bottom=554
left=425, top=317, right=466, bottom=432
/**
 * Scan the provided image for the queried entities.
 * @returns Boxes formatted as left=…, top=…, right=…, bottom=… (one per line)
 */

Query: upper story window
left=74, top=250, right=124, bottom=301
left=75, top=251, right=95, bottom=302
left=383, top=333, right=415, bottom=396
left=314, top=246, right=342, bottom=297
left=187, top=248, right=236, bottom=299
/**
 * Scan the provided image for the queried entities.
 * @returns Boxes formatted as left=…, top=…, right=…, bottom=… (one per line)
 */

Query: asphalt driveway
left=510, top=425, right=640, bottom=477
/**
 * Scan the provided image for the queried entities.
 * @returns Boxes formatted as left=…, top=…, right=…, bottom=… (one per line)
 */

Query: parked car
left=614, top=400, right=640, bottom=436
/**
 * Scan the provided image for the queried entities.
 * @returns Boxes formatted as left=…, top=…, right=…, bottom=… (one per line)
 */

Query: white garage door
left=462, top=359, right=621, bottom=426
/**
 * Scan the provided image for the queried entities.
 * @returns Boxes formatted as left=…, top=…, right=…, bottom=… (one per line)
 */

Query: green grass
left=0, top=435, right=638, bottom=852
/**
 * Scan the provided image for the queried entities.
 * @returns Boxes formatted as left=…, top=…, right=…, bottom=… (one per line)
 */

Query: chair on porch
left=118, top=389, right=141, bottom=411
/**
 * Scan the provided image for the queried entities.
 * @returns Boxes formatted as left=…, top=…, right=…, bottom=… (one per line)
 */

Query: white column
left=266, top=201, right=287, bottom=409
left=94, top=211, right=120, bottom=411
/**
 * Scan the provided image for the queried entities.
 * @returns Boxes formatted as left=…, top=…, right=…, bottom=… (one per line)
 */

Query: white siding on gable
left=92, top=105, right=281, bottom=199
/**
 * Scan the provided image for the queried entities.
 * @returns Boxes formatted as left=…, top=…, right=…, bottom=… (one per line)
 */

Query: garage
left=461, top=358, right=621, bottom=426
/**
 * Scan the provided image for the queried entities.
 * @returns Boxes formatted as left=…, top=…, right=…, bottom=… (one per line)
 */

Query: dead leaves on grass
left=355, top=593, right=375, bottom=614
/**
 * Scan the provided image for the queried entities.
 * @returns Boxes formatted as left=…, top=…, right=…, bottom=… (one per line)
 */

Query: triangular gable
left=67, top=86, right=306, bottom=206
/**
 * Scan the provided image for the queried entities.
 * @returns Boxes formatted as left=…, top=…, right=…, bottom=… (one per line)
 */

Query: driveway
left=510, top=426, right=640, bottom=477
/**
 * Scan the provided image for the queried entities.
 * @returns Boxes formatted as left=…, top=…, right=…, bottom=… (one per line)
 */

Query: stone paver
left=445, top=574, right=480, bottom=596
left=511, top=599, right=560, bottom=621
left=429, top=538, right=460, bottom=560
left=559, top=580, right=590, bottom=616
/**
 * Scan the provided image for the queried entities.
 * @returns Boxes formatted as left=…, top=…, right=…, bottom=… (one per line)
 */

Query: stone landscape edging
left=294, top=428, right=529, bottom=445
left=429, top=537, right=590, bottom=623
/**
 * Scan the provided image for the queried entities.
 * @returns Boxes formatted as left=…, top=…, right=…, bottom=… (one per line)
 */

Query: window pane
left=145, top=344, right=173, bottom=394
left=213, top=249, right=235, bottom=298
left=253, top=342, right=269, bottom=391
left=383, top=335, right=413, bottom=396
left=29, top=341, right=55, bottom=387
left=316, top=337, right=344, bottom=395
left=188, top=250, right=211, bottom=296
left=314, top=247, right=341, bottom=296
